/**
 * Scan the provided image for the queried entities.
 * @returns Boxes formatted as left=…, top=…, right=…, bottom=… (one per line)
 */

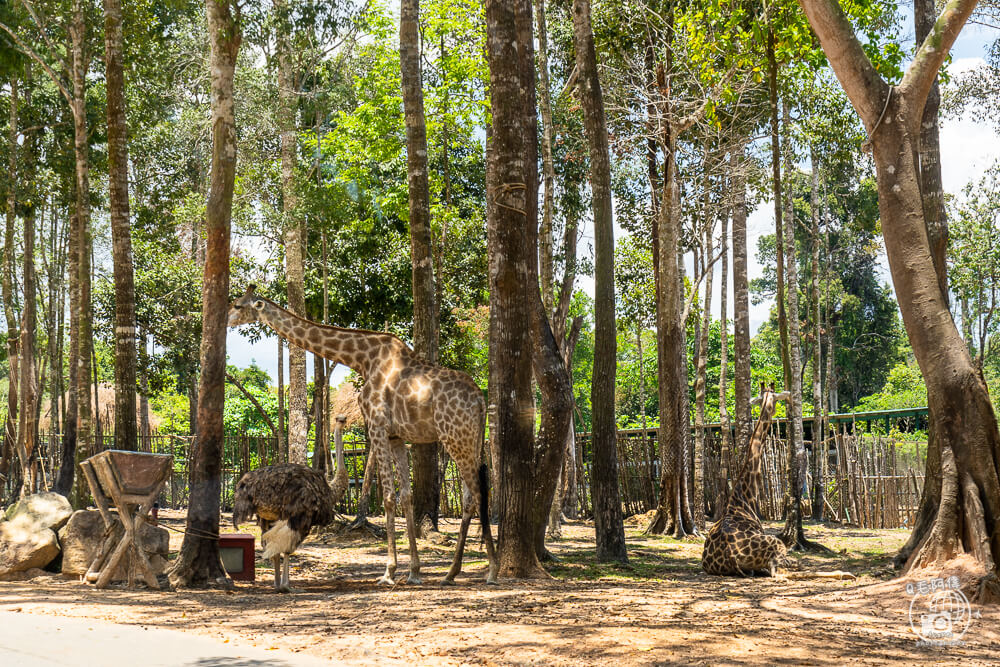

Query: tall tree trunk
left=485, top=0, right=573, bottom=578
left=169, top=0, right=240, bottom=588
left=693, top=151, right=714, bottom=528
left=3, top=75, right=20, bottom=495
left=17, top=75, right=38, bottom=494
left=717, top=195, right=731, bottom=518
left=105, top=0, right=138, bottom=451
left=572, top=0, right=626, bottom=562
left=647, top=8, right=694, bottom=537
left=779, top=100, right=812, bottom=549
left=767, top=31, right=791, bottom=392
left=810, top=148, right=825, bottom=520
left=70, top=0, right=94, bottom=507
left=276, top=0, right=309, bottom=466
left=536, top=0, right=555, bottom=313
left=277, top=336, right=286, bottom=462
left=731, top=146, right=752, bottom=451
left=311, top=352, right=329, bottom=473
left=400, top=0, right=441, bottom=534
left=55, top=199, right=79, bottom=496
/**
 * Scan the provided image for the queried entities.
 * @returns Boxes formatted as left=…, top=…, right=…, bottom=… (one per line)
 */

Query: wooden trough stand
left=80, top=450, right=172, bottom=590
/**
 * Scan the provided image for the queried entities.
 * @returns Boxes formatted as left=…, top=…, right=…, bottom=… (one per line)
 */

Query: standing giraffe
left=702, top=383, right=789, bottom=576
left=228, top=286, right=498, bottom=585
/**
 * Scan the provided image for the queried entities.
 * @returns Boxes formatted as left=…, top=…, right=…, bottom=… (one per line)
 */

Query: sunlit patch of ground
left=0, top=509, right=996, bottom=665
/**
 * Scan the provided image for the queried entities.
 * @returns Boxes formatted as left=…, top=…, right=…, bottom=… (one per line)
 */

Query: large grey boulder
left=0, top=515, right=60, bottom=576
left=5, top=492, right=73, bottom=532
left=59, top=510, right=170, bottom=579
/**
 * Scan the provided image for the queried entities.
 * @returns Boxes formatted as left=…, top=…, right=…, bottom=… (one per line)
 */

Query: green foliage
left=855, top=361, right=927, bottom=413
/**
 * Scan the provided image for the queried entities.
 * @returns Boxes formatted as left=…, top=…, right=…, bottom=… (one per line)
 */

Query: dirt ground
left=0, top=509, right=997, bottom=665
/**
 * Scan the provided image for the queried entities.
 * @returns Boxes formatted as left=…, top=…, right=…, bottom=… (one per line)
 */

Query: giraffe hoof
left=377, top=575, right=395, bottom=586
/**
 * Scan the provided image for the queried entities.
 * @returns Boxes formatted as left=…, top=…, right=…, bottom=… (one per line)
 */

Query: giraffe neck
left=257, top=301, right=397, bottom=378
left=729, top=401, right=777, bottom=516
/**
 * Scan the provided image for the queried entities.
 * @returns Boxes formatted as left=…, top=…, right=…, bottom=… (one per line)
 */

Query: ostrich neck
left=334, top=428, right=345, bottom=471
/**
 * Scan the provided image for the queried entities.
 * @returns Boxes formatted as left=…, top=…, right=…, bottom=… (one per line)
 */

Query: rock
left=0, top=567, right=52, bottom=582
left=0, top=516, right=61, bottom=576
left=5, top=492, right=73, bottom=532
left=59, top=510, right=170, bottom=579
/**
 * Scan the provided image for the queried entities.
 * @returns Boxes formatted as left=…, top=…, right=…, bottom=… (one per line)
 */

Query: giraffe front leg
left=372, top=429, right=398, bottom=586
left=392, top=440, right=422, bottom=585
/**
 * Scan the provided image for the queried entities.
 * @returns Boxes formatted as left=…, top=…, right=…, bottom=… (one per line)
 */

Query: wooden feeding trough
left=80, top=450, right=173, bottom=590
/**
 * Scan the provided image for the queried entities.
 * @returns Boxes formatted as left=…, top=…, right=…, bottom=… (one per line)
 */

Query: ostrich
left=233, top=426, right=349, bottom=592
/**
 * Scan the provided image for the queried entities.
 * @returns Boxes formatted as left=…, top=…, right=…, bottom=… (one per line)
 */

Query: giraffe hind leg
left=372, top=428, right=398, bottom=586
left=443, top=478, right=474, bottom=584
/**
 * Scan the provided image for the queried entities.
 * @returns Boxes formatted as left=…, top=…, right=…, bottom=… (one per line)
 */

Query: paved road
left=0, top=611, right=334, bottom=666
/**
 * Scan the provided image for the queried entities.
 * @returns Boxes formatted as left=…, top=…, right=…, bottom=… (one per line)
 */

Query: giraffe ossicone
left=702, top=382, right=789, bottom=577
left=229, top=285, right=499, bottom=585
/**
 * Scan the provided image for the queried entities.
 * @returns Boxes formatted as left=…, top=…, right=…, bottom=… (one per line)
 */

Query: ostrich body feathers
left=233, top=463, right=337, bottom=556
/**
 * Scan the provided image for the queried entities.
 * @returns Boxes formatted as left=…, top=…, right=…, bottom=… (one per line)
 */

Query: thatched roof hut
left=329, top=380, right=364, bottom=428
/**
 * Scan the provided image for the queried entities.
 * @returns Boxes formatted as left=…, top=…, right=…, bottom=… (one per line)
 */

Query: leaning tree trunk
left=895, top=0, right=951, bottom=569
left=400, top=0, right=441, bottom=535
left=105, top=0, right=138, bottom=452
left=485, top=0, right=573, bottom=579
left=168, top=0, right=241, bottom=589
left=798, top=0, right=1000, bottom=600
left=572, top=0, right=626, bottom=563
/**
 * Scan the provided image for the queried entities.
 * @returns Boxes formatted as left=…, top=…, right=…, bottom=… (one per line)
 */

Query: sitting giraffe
left=229, top=286, right=498, bottom=585
left=702, top=384, right=789, bottom=577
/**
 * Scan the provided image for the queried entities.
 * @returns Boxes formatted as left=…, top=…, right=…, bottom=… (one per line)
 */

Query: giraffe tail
left=478, top=463, right=490, bottom=532
left=478, top=462, right=497, bottom=575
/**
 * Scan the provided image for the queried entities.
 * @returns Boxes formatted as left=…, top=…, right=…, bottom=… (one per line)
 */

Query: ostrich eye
left=253, top=300, right=264, bottom=309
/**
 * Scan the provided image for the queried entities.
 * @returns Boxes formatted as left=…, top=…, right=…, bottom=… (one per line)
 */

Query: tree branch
left=0, top=21, right=71, bottom=103
left=225, top=372, right=278, bottom=438
left=900, top=0, right=981, bottom=115
left=18, top=0, right=70, bottom=72
left=797, top=0, right=889, bottom=127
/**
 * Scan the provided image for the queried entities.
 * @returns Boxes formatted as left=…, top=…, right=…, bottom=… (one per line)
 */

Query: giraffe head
left=228, top=285, right=266, bottom=328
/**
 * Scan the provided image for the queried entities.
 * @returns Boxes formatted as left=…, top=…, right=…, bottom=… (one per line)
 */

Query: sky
left=224, top=13, right=1000, bottom=388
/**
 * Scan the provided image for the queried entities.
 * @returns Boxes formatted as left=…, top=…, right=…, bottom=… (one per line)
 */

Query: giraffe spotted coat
left=702, top=388, right=788, bottom=577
